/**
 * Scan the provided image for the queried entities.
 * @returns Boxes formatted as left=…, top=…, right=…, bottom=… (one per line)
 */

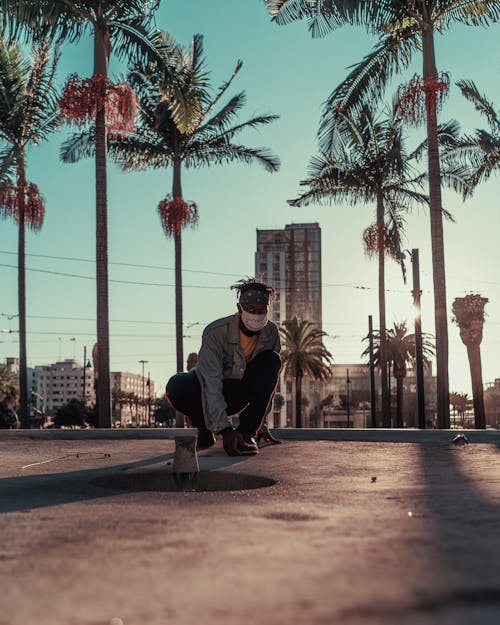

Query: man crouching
left=166, top=278, right=281, bottom=456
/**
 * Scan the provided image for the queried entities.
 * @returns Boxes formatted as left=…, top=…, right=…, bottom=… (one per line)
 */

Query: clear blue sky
left=1, top=1, right=499, bottom=398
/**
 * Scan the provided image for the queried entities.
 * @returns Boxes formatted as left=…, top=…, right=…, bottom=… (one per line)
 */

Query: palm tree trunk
left=466, top=344, right=486, bottom=429
left=377, top=193, right=390, bottom=426
left=395, top=376, right=404, bottom=428
left=172, top=159, right=185, bottom=428
left=172, top=160, right=184, bottom=373
left=16, top=155, right=28, bottom=428
left=295, top=371, right=303, bottom=428
left=94, top=23, right=111, bottom=427
left=422, top=24, right=450, bottom=429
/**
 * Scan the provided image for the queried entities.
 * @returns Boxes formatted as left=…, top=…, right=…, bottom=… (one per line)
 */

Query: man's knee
left=246, top=350, right=281, bottom=386
left=165, top=372, right=191, bottom=406
left=256, top=350, right=281, bottom=376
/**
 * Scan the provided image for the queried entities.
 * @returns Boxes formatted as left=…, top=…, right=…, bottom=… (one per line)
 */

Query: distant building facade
left=2, top=357, right=157, bottom=426
left=321, top=363, right=437, bottom=428
left=111, top=371, right=154, bottom=426
left=34, top=359, right=95, bottom=420
left=255, top=222, right=322, bottom=329
left=256, top=223, right=322, bottom=426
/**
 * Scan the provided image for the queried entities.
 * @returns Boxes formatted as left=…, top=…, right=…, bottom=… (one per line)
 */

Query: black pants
left=166, top=350, right=281, bottom=436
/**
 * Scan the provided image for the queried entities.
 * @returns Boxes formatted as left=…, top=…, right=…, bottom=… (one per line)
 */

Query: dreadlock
left=230, top=276, right=276, bottom=301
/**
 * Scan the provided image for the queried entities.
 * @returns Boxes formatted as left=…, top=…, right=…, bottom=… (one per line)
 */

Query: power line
left=0, top=261, right=414, bottom=293
left=0, top=250, right=242, bottom=278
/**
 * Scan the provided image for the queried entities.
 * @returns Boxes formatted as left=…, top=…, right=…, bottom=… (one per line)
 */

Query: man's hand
left=221, top=427, right=240, bottom=456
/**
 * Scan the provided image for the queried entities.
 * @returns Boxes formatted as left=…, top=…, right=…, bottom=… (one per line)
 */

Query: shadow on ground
left=0, top=450, right=263, bottom=513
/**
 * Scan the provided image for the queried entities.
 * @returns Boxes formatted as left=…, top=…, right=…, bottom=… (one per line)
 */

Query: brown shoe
left=257, top=425, right=282, bottom=446
left=236, top=431, right=259, bottom=455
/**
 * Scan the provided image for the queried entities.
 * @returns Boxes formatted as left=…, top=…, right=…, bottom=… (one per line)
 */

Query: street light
left=30, top=388, right=45, bottom=428
left=82, top=345, right=92, bottom=408
left=139, top=360, right=148, bottom=427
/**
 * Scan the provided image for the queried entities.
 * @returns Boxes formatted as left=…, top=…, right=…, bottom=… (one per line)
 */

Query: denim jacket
left=194, top=312, right=281, bottom=433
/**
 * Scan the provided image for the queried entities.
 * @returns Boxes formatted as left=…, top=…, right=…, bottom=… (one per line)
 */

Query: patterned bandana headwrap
left=239, top=285, right=270, bottom=306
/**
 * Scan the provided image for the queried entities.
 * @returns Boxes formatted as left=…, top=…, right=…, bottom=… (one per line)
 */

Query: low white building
left=111, top=371, right=154, bottom=426
left=35, top=359, right=94, bottom=419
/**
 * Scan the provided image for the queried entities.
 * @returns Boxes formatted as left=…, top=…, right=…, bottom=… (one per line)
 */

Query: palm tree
left=452, top=294, right=488, bottom=429
left=61, top=32, right=280, bottom=377
left=445, top=80, right=500, bottom=193
left=3, top=0, right=174, bottom=428
left=0, top=366, right=19, bottom=404
left=450, top=391, right=469, bottom=428
left=0, top=38, right=59, bottom=427
left=0, top=365, right=20, bottom=428
left=280, top=317, right=333, bottom=428
left=266, top=0, right=500, bottom=429
left=363, top=321, right=435, bottom=427
left=289, top=100, right=428, bottom=426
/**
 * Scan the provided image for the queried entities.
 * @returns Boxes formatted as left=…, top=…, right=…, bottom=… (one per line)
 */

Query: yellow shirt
left=239, top=330, right=258, bottom=361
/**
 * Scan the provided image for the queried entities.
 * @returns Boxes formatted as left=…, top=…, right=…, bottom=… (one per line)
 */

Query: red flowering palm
left=62, top=32, right=280, bottom=380
left=266, top=0, right=499, bottom=429
left=0, top=38, right=59, bottom=426
left=3, top=0, right=174, bottom=427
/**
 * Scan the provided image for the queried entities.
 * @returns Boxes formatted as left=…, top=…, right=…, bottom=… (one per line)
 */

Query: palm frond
left=440, top=0, right=500, bottom=29
left=109, top=134, right=172, bottom=171
left=198, top=112, right=280, bottom=146
left=0, top=145, right=15, bottom=182
left=265, top=0, right=345, bottom=37
left=440, top=163, right=473, bottom=197
left=199, top=58, right=243, bottom=125
left=1, top=0, right=89, bottom=45
left=456, top=79, right=500, bottom=130
left=184, top=142, right=280, bottom=173
left=198, top=91, right=247, bottom=136
left=60, top=129, right=95, bottom=163
left=319, top=31, right=418, bottom=152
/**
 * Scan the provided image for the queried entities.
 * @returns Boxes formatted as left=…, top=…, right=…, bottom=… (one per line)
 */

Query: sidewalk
left=2, top=429, right=500, bottom=625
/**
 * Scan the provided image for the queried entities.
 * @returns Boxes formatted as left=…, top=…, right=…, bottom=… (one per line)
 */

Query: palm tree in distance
left=61, top=32, right=280, bottom=379
left=3, top=0, right=175, bottom=427
left=280, top=317, right=333, bottom=428
left=0, top=38, right=59, bottom=427
left=445, top=80, right=500, bottom=193
left=289, top=100, right=429, bottom=426
left=363, top=321, right=435, bottom=427
left=449, top=391, right=469, bottom=428
left=452, top=294, right=488, bottom=429
left=266, top=0, right=500, bottom=429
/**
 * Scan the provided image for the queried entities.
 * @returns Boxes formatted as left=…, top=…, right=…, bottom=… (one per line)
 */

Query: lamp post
left=139, top=360, right=148, bottom=428
left=82, top=345, right=91, bottom=409
left=30, top=388, right=45, bottom=428
left=368, top=315, right=377, bottom=428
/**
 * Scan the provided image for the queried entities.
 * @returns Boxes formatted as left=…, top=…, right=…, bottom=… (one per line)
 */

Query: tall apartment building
left=255, top=222, right=322, bottom=329
left=256, top=223, right=322, bottom=426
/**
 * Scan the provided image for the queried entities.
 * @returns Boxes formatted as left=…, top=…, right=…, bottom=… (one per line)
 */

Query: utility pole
left=139, top=360, right=148, bottom=428
left=147, top=370, right=151, bottom=427
left=411, top=249, right=426, bottom=429
left=83, top=345, right=87, bottom=406
left=368, top=315, right=377, bottom=428
left=346, top=368, right=351, bottom=427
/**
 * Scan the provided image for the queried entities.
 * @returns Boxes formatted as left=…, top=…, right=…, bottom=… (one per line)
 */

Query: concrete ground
left=2, top=429, right=500, bottom=625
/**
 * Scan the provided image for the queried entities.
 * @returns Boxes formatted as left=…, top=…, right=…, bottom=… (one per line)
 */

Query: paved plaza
left=1, top=429, right=500, bottom=625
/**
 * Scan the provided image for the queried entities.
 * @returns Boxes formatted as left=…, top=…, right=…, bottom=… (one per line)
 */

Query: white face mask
left=241, top=310, right=268, bottom=332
